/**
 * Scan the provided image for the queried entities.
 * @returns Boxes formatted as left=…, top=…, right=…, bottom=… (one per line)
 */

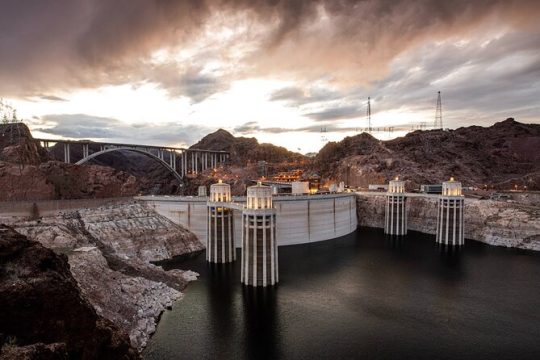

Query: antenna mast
left=367, top=96, right=372, bottom=133
left=435, top=91, right=443, bottom=129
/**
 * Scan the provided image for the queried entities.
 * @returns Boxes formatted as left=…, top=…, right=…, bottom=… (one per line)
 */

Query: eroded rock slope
left=9, top=200, right=204, bottom=351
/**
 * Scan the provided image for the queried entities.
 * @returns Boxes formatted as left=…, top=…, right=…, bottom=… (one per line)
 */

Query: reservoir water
left=144, top=227, right=540, bottom=360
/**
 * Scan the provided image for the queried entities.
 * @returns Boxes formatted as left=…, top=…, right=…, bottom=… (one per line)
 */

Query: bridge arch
left=75, top=147, right=183, bottom=182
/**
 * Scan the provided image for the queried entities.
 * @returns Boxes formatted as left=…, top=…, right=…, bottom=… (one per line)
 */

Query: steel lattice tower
left=435, top=91, right=443, bottom=129
left=367, top=97, right=372, bottom=133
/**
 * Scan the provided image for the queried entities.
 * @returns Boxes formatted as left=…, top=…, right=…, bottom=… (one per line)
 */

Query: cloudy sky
left=1, top=0, right=539, bottom=153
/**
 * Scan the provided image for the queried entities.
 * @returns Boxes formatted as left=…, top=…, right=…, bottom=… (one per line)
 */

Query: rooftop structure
left=442, top=177, right=462, bottom=196
left=209, top=179, right=231, bottom=202
left=388, top=177, right=405, bottom=194
left=246, top=182, right=273, bottom=209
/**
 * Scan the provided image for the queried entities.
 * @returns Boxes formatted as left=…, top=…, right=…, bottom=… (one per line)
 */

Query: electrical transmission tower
left=320, top=126, right=328, bottom=143
left=434, top=91, right=443, bottom=129
left=367, top=96, right=372, bottom=133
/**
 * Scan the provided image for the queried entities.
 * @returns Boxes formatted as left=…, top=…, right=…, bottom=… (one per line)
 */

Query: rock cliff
left=356, top=195, right=540, bottom=251
left=0, top=161, right=139, bottom=201
left=0, top=123, right=181, bottom=200
left=316, top=119, right=540, bottom=190
left=0, top=123, right=50, bottom=165
left=0, top=225, right=138, bottom=359
left=191, top=128, right=305, bottom=165
left=8, top=201, right=204, bottom=351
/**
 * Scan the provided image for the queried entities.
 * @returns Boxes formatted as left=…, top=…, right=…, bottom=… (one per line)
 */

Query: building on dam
left=436, top=177, right=465, bottom=246
left=207, top=180, right=235, bottom=263
left=241, top=182, right=278, bottom=287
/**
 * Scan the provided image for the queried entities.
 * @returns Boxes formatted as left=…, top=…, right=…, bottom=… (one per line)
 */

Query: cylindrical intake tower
left=436, top=177, right=465, bottom=246
left=384, top=178, right=407, bottom=236
left=241, top=182, right=278, bottom=287
left=207, top=180, right=235, bottom=263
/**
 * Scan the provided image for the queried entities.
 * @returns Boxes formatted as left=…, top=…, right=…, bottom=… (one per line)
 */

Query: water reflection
left=145, top=228, right=540, bottom=360
left=385, top=234, right=405, bottom=250
left=242, top=286, right=280, bottom=360
left=207, top=262, right=235, bottom=355
left=438, top=243, right=463, bottom=266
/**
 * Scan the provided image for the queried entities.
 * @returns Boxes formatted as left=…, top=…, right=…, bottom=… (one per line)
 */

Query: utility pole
left=367, top=97, right=372, bottom=133
left=435, top=91, right=443, bottom=129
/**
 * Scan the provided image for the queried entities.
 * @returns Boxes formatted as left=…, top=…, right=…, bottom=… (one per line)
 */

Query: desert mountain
left=314, top=118, right=540, bottom=190
left=190, top=129, right=305, bottom=165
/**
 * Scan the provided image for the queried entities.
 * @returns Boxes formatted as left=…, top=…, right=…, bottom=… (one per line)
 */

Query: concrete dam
left=137, top=193, right=358, bottom=247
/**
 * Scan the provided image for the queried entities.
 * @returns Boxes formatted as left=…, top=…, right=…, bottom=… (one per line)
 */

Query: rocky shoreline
left=356, top=195, right=540, bottom=251
left=2, top=200, right=204, bottom=354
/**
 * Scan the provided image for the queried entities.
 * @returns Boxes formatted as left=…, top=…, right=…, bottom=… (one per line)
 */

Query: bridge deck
left=34, top=138, right=229, bottom=154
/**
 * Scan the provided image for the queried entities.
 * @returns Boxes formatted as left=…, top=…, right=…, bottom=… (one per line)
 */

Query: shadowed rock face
left=0, top=161, right=139, bottom=201
left=47, top=143, right=183, bottom=195
left=315, top=118, right=540, bottom=190
left=11, top=201, right=205, bottom=351
left=0, top=123, right=51, bottom=165
left=0, top=123, right=145, bottom=201
left=0, top=225, right=138, bottom=359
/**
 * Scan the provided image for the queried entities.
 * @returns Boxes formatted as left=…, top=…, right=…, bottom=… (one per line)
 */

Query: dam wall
left=138, top=193, right=358, bottom=247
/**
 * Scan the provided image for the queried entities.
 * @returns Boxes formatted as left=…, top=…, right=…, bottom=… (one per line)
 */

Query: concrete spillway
left=138, top=193, right=358, bottom=247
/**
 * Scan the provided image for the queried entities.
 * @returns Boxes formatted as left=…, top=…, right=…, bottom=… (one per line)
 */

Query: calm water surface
left=144, top=228, right=540, bottom=360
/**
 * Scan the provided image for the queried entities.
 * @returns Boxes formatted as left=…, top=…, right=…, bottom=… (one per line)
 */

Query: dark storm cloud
left=269, top=87, right=305, bottom=102
left=233, top=121, right=358, bottom=135
left=36, top=114, right=212, bottom=146
left=147, top=64, right=227, bottom=102
left=40, top=95, right=68, bottom=102
left=2, top=0, right=540, bottom=99
left=269, top=86, right=340, bottom=106
left=305, top=105, right=362, bottom=121
left=365, top=29, right=540, bottom=125
left=267, top=28, right=540, bottom=128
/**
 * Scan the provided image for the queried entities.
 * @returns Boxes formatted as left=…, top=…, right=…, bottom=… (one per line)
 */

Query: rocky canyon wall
left=0, top=225, right=138, bottom=359
left=4, top=200, right=204, bottom=351
left=356, top=195, right=540, bottom=251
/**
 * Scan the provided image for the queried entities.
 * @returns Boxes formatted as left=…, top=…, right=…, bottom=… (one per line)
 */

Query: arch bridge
left=34, top=138, right=229, bottom=180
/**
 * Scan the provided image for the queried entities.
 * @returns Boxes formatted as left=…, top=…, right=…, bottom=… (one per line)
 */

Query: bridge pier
left=82, top=144, right=89, bottom=159
left=182, top=151, right=187, bottom=176
left=63, top=143, right=70, bottom=163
